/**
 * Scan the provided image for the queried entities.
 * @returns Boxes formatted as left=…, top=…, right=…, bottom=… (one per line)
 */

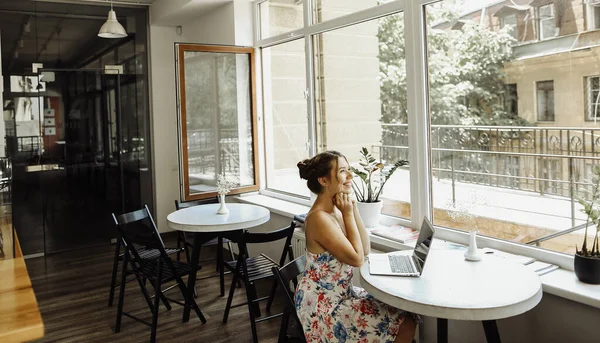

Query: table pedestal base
left=436, top=319, right=501, bottom=343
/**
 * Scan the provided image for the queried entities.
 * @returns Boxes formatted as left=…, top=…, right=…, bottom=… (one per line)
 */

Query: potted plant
left=576, top=165, right=600, bottom=284
left=349, top=147, right=408, bottom=228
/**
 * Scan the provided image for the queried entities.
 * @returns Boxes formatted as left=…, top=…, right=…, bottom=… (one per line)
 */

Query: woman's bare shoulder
left=306, top=210, right=337, bottom=235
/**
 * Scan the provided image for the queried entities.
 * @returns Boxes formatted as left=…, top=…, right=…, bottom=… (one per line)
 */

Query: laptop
left=368, top=217, right=435, bottom=277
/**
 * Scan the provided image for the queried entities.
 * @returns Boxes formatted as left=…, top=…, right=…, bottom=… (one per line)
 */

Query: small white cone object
left=464, top=230, right=483, bottom=261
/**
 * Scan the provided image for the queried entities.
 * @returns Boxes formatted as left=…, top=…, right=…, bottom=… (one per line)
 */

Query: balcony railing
left=186, top=128, right=241, bottom=176
left=380, top=124, right=600, bottom=226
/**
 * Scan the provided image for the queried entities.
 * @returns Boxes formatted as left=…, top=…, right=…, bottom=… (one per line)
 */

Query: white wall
left=149, top=0, right=253, bottom=231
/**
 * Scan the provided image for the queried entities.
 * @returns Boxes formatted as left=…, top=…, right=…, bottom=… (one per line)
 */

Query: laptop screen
left=413, top=217, right=435, bottom=271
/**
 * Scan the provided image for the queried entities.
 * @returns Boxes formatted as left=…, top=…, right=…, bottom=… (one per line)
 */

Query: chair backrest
left=174, top=197, right=219, bottom=210
left=240, top=221, right=297, bottom=266
left=272, top=255, right=306, bottom=305
left=112, top=205, right=165, bottom=261
left=272, top=255, right=307, bottom=341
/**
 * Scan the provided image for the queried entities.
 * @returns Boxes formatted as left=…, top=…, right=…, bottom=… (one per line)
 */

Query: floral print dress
left=295, top=250, right=417, bottom=343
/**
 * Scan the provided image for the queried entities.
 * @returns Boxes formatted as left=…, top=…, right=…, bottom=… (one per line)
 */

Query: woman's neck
left=313, top=194, right=335, bottom=213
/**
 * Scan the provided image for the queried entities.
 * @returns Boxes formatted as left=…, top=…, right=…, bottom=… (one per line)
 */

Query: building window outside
left=586, top=76, right=600, bottom=121
left=586, top=4, right=600, bottom=30
left=504, top=83, right=518, bottom=117
left=536, top=80, right=554, bottom=121
left=501, top=13, right=518, bottom=39
left=537, top=4, right=556, bottom=40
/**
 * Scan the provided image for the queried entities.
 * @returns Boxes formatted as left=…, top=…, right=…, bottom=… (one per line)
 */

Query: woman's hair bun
left=297, top=159, right=311, bottom=180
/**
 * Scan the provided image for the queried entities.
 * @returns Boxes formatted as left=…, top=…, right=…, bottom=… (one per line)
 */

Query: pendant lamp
left=98, top=0, right=127, bottom=39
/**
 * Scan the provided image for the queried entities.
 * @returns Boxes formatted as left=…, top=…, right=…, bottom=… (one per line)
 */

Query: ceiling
left=0, top=0, right=146, bottom=74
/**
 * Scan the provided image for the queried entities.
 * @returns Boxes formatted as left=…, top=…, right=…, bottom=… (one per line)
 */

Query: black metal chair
left=222, top=221, right=297, bottom=343
left=113, top=205, right=206, bottom=343
left=108, top=234, right=181, bottom=307
left=272, top=255, right=307, bottom=343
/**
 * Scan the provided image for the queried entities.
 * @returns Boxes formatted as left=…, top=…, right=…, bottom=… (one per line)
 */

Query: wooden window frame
left=177, top=44, right=260, bottom=201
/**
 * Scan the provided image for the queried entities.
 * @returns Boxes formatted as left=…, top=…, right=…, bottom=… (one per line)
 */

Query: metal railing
left=380, top=124, right=600, bottom=227
left=186, top=128, right=242, bottom=176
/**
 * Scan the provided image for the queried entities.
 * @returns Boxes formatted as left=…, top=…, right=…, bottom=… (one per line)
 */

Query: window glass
left=312, top=0, right=395, bottom=24
left=262, top=39, right=310, bottom=196
left=504, top=83, right=518, bottom=117
left=538, top=4, right=555, bottom=40
left=586, top=76, right=600, bottom=121
left=501, top=14, right=517, bottom=39
left=314, top=12, right=410, bottom=219
left=425, top=0, right=600, bottom=255
left=259, top=0, right=304, bottom=40
left=177, top=46, right=257, bottom=199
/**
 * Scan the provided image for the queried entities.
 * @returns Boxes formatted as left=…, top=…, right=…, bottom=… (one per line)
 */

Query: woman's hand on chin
left=333, top=192, right=353, bottom=215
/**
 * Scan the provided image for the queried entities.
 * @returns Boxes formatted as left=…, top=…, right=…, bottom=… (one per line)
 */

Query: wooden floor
left=26, top=235, right=287, bottom=343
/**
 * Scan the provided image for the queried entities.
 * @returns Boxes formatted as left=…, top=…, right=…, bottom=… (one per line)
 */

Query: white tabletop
left=360, top=248, right=543, bottom=321
left=166, top=203, right=270, bottom=233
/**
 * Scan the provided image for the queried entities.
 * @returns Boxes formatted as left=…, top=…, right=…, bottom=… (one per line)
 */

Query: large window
left=176, top=45, right=258, bottom=200
left=262, top=39, right=310, bottom=196
left=258, top=1, right=410, bottom=218
left=256, top=0, right=600, bottom=257
left=313, top=13, right=410, bottom=219
left=424, top=0, right=600, bottom=256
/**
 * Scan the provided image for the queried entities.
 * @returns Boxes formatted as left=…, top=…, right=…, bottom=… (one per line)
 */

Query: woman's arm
left=352, top=201, right=370, bottom=256
left=309, top=195, right=365, bottom=267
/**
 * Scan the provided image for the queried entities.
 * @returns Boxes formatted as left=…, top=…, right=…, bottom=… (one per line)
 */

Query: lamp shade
left=98, top=10, right=127, bottom=39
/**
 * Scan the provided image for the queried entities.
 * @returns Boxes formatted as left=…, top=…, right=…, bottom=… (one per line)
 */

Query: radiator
left=292, top=228, right=306, bottom=257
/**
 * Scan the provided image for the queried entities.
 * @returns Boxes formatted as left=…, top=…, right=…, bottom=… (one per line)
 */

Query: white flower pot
left=356, top=201, right=383, bottom=228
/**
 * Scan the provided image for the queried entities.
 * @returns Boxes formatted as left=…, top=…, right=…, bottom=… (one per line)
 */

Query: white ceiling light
left=98, top=0, right=127, bottom=39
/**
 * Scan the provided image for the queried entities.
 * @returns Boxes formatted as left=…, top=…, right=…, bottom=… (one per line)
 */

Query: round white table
left=167, top=203, right=270, bottom=233
left=360, top=249, right=542, bottom=343
left=167, top=202, right=270, bottom=322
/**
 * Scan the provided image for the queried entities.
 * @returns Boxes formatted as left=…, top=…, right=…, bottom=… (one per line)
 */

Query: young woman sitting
left=295, top=151, right=419, bottom=343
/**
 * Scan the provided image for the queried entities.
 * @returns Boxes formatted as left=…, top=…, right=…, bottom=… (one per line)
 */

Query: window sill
left=539, top=268, right=600, bottom=308
left=235, top=193, right=600, bottom=310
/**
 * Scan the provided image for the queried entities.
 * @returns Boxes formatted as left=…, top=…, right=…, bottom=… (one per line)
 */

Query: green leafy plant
left=578, top=165, right=600, bottom=258
left=349, top=147, right=408, bottom=203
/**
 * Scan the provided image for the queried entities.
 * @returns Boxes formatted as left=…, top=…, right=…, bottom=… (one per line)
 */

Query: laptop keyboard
left=388, top=255, right=417, bottom=274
